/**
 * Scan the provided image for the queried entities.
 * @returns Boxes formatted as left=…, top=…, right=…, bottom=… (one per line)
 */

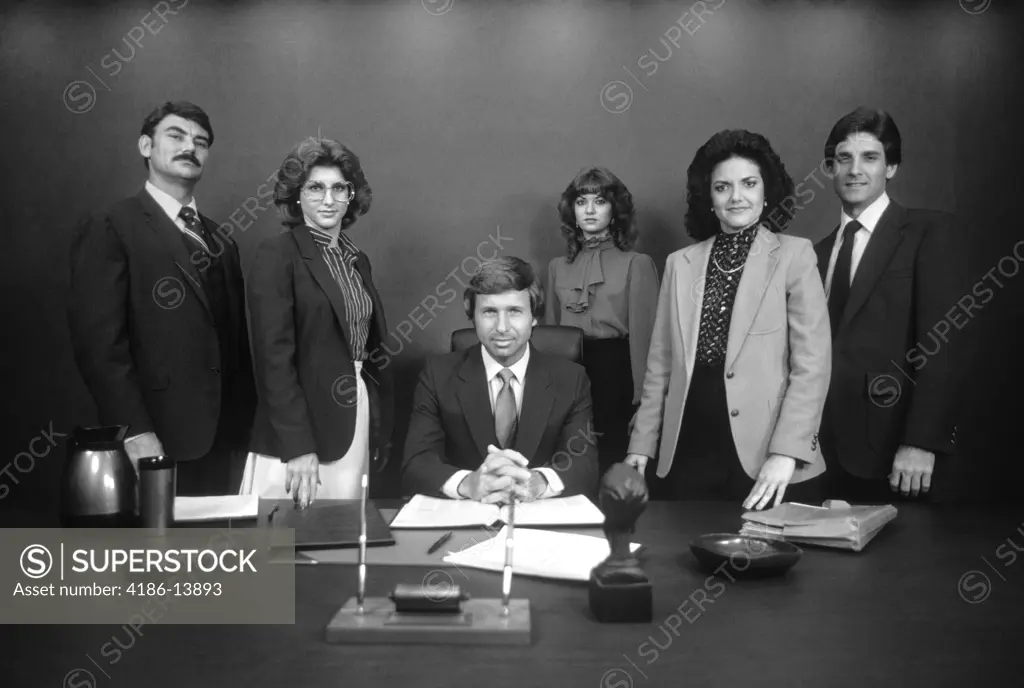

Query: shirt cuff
left=441, top=470, right=472, bottom=499
left=534, top=468, right=564, bottom=498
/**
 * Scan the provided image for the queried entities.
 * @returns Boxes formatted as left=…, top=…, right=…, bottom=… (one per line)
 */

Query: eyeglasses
left=301, top=181, right=355, bottom=203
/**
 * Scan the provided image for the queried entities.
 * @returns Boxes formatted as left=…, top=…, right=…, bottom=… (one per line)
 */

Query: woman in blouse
left=240, top=137, right=393, bottom=508
left=546, top=167, right=660, bottom=476
left=625, top=130, right=831, bottom=509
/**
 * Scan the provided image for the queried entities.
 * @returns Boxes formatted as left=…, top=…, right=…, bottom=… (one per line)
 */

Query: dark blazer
left=401, top=343, right=599, bottom=498
left=246, top=225, right=393, bottom=466
left=67, top=188, right=256, bottom=461
left=815, top=200, right=967, bottom=479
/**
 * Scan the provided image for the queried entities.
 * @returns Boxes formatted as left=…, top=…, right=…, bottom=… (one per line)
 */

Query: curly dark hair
left=274, top=137, right=372, bottom=230
left=684, top=130, right=795, bottom=241
left=556, top=167, right=637, bottom=263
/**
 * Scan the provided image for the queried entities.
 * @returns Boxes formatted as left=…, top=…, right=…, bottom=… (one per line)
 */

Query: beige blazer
left=628, top=228, right=831, bottom=483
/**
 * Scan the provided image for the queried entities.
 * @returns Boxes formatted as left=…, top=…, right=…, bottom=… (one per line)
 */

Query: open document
left=389, top=494, right=605, bottom=529
left=739, top=500, right=898, bottom=552
left=442, top=526, right=641, bottom=581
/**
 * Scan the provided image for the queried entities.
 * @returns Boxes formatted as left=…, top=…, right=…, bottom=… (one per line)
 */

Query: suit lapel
left=292, top=225, right=354, bottom=358
left=136, top=190, right=212, bottom=317
left=456, top=347, right=499, bottom=458
left=726, top=228, right=780, bottom=370
left=816, top=227, right=838, bottom=284
left=678, top=240, right=711, bottom=379
left=838, top=202, right=906, bottom=334
left=513, top=345, right=554, bottom=461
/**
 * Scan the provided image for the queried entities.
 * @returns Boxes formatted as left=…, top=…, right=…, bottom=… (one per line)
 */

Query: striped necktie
left=178, top=206, right=212, bottom=255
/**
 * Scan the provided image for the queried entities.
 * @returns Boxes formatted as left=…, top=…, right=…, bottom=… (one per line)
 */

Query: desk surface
left=3, top=500, right=1023, bottom=687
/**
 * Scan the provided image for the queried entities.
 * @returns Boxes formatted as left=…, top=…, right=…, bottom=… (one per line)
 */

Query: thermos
left=138, top=455, right=177, bottom=530
left=59, top=425, right=138, bottom=527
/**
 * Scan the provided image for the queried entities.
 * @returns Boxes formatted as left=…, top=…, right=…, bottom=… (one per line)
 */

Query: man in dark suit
left=402, top=257, right=598, bottom=502
left=815, top=107, right=966, bottom=502
left=68, top=101, right=256, bottom=496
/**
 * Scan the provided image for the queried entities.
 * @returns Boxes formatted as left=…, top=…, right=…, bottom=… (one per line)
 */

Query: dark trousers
left=175, top=374, right=248, bottom=497
left=647, top=362, right=823, bottom=504
left=582, top=337, right=635, bottom=478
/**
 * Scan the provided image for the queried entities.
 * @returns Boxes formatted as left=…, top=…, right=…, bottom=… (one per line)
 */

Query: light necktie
left=828, top=219, right=861, bottom=336
left=494, top=368, right=518, bottom=449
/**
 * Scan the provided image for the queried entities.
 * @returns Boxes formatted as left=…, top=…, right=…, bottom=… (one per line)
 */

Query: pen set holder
left=324, top=463, right=532, bottom=645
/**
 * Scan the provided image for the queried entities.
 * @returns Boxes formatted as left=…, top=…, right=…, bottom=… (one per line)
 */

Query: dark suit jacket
left=815, top=200, right=967, bottom=479
left=246, top=225, right=393, bottom=466
left=401, top=344, right=599, bottom=498
left=67, top=188, right=256, bottom=461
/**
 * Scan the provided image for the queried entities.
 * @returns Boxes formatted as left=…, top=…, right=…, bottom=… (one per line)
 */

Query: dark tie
left=178, top=206, right=213, bottom=257
left=494, top=368, right=518, bottom=449
left=828, top=220, right=861, bottom=336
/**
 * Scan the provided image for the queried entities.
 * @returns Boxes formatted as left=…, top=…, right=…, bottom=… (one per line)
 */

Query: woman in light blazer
left=625, top=130, right=831, bottom=509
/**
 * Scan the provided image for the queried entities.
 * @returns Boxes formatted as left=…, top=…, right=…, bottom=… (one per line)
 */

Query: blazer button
left=211, top=367, right=220, bottom=375
left=726, top=371, right=734, bottom=379
left=730, top=409, right=739, bottom=417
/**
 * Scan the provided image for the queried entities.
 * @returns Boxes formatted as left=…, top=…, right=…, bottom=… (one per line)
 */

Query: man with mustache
left=68, top=101, right=256, bottom=495
left=815, top=107, right=967, bottom=502
left=401, top=257, right=598, bottom=503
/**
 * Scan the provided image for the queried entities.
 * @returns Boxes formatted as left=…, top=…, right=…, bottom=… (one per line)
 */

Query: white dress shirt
left=824, top=192, right=891, bottom=298
left=146, top=181, right=199, bottom=229
left=440, top=344, right=565, bottom=499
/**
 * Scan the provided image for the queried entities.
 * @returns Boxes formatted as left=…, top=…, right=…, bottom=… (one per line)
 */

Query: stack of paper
left=739, top=500, right=897, bottom=552
left=173, top=495, right=259, bottom=522
left=442, top=527, right=641, bottom=581
left=389, top=494, right=605, bottom=529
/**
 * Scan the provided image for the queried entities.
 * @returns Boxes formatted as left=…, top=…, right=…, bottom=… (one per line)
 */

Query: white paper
left=443, top=527, right=640, bottom=582
left=502, top=495, right=606, bottom=527
left=173, top=495, right=259, bottom=522
left=389, top=494, right=605, bottom=529
left=389, top=494, right=502, bottom=528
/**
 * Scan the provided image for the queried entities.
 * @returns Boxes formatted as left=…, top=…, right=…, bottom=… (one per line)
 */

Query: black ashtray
left=689, top=533, right=802, bottom=578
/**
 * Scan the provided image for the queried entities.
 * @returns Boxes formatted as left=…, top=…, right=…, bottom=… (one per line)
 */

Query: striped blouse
left=307, top=226, right=373, bottom=361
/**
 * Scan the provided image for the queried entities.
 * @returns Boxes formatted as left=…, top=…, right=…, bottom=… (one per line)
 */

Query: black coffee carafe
left=59, top=425, right=138, bottom=527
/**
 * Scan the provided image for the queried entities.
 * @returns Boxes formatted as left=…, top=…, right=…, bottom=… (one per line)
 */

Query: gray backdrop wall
left=2, top=0, right=1021, bottom=515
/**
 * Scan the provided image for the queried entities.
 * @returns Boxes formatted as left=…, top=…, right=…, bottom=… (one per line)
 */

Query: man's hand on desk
left=486, top=446, right=550, bottom=503
left=457, top=449, right=531, bottom=503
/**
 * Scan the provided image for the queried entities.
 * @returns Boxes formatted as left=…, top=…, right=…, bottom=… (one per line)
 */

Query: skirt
left=648, top=361, right=821, bottom=504
left=582, top=337, right=635, bottom=476
left=239, top=361, right=369, bottom=500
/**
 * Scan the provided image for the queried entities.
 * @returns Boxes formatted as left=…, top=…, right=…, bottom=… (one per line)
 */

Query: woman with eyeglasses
left=240, top=137, right=393, bottom=508
left=625, top=130, right=831, bottom=509
left=545, top=167, right=660, bottom=476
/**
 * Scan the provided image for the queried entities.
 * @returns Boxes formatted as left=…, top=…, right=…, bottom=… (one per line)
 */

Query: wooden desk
left=3, top=501, right=1022, bottom=687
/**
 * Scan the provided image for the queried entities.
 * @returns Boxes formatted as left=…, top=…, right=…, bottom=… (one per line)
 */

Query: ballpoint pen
left=426, top=531, right=453, bottom=555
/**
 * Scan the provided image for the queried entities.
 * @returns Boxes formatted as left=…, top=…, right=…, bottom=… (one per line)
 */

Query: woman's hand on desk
left=743, top=455, right=796, bottom=511
left=285, top=453, right=321, bottom=509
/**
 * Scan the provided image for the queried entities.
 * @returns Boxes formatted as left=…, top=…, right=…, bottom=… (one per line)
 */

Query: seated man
left=401, top=256, right=598, bottom=502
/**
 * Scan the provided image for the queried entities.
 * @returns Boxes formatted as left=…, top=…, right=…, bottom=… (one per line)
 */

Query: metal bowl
left=689, top=533, right=802, bottom=578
